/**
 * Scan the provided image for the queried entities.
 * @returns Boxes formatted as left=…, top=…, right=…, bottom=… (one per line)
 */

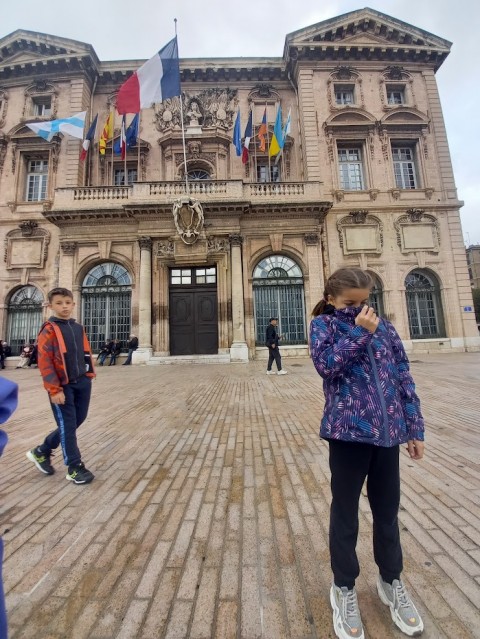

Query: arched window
left=405, top=270, right=445, bottom=339
left=7, top=285, right=44, bottom=354
left=187, top=169, right=210, bottom=180
left=253, top=255, right=306, bottom=345
left=81, top=263, right=132, bottom=352
left=369, top=273, right=385, bottom=316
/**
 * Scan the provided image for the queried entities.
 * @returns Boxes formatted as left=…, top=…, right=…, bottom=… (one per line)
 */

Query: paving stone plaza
left=1, top=353, right=480, bottom=638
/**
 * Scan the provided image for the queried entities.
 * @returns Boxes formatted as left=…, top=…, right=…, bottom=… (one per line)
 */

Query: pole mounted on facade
left=175, top=18, right=190, bottom=197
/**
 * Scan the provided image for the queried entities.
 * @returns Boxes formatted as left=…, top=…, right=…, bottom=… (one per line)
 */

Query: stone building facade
left=466, top=245, right=480, bottom=290
left=1, top=7, right=478, bottom=363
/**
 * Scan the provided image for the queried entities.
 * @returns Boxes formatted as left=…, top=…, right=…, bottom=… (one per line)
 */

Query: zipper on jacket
left=367, top=343, right=390, bottom=445
left=68, top=322, right=81, bottom=380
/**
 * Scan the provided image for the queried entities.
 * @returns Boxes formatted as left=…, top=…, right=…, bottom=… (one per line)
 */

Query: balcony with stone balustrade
left=51, top=180, right=326, bottom=212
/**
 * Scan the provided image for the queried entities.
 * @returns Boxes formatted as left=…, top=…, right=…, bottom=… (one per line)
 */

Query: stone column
left=59, top=241, right=77, bottom=290
left=229, top=234, right=248, bottom=362
left=133, top=236, right=153, bottom=364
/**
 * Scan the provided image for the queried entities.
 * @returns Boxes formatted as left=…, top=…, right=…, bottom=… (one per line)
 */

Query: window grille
left=81, top=263, right=132, bottom=352
left=405, top=271, right=445, bottom=339
left=7, top=285, right=44, bottom=354
left=253, top=256, right=306, bottom=345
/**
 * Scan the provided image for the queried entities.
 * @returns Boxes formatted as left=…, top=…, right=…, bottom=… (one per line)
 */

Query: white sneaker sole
left=26, top=450, right=53, bottom=475
left=377, top=580, right=424, bottom=637
left=330, top=586, right=365, bottom=639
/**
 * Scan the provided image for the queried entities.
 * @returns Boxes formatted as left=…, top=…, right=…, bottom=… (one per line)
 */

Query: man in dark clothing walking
left=266, top=318, right=287, bottom=375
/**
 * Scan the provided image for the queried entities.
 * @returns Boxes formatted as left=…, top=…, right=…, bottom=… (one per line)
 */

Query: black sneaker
left=66, top=463, right=94, bottom=484
left=26, top=448, right=55, bottom=475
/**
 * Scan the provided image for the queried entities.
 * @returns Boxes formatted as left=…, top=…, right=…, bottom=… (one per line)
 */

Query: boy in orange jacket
left=27, top=287, right=96, bottom=484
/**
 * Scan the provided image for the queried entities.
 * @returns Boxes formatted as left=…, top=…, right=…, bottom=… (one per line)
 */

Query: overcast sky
left=2, top=0, right=479, bottom=244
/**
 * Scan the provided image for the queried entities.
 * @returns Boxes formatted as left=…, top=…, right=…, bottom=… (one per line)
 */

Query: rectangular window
left=26, top=159, right=48, bottom=201
left=195, top=267, right=216, bottom=284
left=33, top=98, right=52, bottom=117
left=387, top=87, right=405, bottom=105
left=114, top=167, right=137, bottom=186
left=256, top=163, right=280, bottom=183
left=392, top=146, right=417, bottom=189
left=335, top=86, right=355, bottom=105
left=170, top=269, right=192, bottom=285
left=337, top=147, right=365, bottom=190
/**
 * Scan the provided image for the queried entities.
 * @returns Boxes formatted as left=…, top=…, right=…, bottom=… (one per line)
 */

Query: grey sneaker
left=266, top=370, right=276, bottom=375
left=377, top=577, right=424, bottom=636
left=330, top=584, right=365, bottom=639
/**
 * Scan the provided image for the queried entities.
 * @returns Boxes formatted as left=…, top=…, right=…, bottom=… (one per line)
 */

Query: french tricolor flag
left=117, top=37, right=181, bottom=115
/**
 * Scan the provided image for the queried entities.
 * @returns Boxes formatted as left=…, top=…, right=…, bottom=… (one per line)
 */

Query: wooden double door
left=169, top=286, right=218, bottom=355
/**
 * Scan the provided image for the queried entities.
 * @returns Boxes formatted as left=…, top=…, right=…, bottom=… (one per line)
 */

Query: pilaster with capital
left=304, top=233, right=324, bottom=317
left=134, top=237, right=153, bottom=361
left=229, top=234, right=248, bottom=361
left=58, top=241, right=77, bottom=289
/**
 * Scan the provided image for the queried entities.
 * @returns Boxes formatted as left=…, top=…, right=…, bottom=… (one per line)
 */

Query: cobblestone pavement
left=1, top=353, right=480, bottom=639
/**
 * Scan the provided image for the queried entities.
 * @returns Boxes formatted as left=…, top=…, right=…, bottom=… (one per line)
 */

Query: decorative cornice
left=304, top=233, right=320, bottom=245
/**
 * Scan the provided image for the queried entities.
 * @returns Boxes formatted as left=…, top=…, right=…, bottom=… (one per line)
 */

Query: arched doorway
left=81, top=262, right=132, bottom=352
left=7, top=285, right=44, bottom=354
left=405, top=270, right=445, bottom=338
left=253, top=255, right=306, bottom=345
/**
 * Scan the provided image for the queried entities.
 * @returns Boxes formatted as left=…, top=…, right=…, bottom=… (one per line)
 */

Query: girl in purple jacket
left=310, top=268, right=424, bottom=639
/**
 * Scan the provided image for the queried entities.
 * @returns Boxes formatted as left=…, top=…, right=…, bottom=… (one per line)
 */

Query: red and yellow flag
left=99, top=113, right=114, bottom=155
left=257, top=109, right=267, bottom=152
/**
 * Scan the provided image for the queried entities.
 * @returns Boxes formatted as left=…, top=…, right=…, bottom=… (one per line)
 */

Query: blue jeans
left=123, top=348, right=135, bottom=365
left=40, top=375, right=92, bottom=467
left=97, top=352, right=108, bottom=366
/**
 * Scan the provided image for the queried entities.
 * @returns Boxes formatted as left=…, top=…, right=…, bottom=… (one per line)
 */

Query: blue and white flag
left=25, top=111, right=87, bottom=142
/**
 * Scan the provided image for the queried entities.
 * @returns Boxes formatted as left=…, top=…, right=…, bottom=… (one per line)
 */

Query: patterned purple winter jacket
left=310, top=306, right=424, bottom=447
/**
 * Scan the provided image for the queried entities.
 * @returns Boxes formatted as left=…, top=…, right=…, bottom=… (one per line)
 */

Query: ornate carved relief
left=4, top=225, right=51, bottom=268
left=328, top=67, right=364, bottom=111
left=0, top=88, right=9, bottom=128
left=248, top=85, right=280, bottom=103
left=138, top=236, right=152, bottom=251
left=19, top=220, right=38, bottom=236
left=60, top=241, right=77, bottom=255
left=304, top=233, right=319, bottom=246
left=229, top=234, right=243, bottom=247
left=154, top=88, right=238, bottom=133
left=173, top=198, right=204, bottom=245
left=156, top=240, right=175, bottom=257
left=394, top=211, right=440, bottom=254
left=207, top=236, right=230, bottom=254
left=337, top=213, right=383, bottom=255
left=0, top=134, right=9, bottom=176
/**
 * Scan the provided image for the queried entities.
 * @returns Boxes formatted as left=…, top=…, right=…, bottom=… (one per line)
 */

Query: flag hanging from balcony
left=269, top=105, right=283, bottom=158
left=257, top=108, right=267, bottom=152
left=25, top=111, right=86, bottom=142
left=119, top=115, right=127, bottom=159
left=116, top=37, right=181, bottom=114
left=242, top=109, right=253, bottom=164
left=80, top=114, right=98, bottom=162
left=232, top=110, right=242, bottom=156
left=282, top=107, right=291, bottom=146
left=99, top=113, right=114, bottom=155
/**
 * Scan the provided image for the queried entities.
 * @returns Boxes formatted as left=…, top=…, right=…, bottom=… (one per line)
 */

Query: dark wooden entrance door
left=169, top=287, right=218, bottom=355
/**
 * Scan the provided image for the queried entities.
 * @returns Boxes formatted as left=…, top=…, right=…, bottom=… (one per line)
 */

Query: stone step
left=147, top=353, right=231, bottom=365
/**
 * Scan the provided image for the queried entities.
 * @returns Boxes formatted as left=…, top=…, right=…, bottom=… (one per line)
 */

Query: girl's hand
left=407, top=440, right=424, bottom=460
left=355, top=305, right=380, bottom=333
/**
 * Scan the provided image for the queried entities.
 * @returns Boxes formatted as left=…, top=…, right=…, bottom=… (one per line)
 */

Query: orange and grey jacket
left=37, top=318, right=96, bottom=396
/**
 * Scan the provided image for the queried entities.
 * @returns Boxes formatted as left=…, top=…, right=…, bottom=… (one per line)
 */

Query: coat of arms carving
left=172, top=197, right=204, bottom=245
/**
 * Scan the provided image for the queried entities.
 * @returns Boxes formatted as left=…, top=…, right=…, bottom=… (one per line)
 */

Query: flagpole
left=137, top=111, right=141, bottom=182
left=175, top=19, right=189, bottom=197
left=253, top=105, right=258, bottom=184
left=266, top=102, right=272, bottom=183
left=124, top=116, right=128, bottom=186
left=110, top=108, right=115, bottom=185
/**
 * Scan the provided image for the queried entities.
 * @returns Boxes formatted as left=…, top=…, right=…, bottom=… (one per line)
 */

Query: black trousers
left=329, top=439, right=403, bottom=589
left=267, top=346, right=282, bottom=371
left=40, top=375, right=92, bottom=468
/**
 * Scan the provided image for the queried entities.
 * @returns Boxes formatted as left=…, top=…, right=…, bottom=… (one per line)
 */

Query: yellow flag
left=99, top=113, right=114, bottom=155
